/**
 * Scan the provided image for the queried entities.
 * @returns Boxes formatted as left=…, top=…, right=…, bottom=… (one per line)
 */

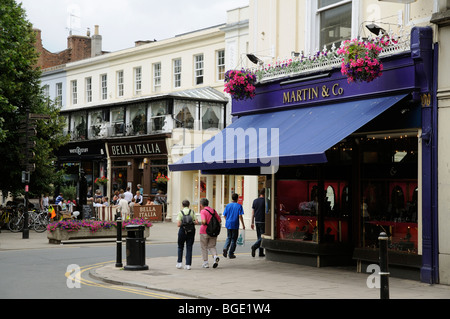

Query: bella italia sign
left=109, top=140, right=167, bottom=157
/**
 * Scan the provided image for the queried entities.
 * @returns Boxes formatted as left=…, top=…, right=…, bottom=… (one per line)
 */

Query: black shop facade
left=170, top=27, right=439, bottom=283
left=55, top=140, right=107, bottom=201
left=107, top=135, right=169, bottom=201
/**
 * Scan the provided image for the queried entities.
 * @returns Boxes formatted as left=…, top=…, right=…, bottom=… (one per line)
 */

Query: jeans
left=177, top=227, right=195, bottom=266
left=223, top=228, right=239, bottom=255
left=253, top=222, right=265, bottom=255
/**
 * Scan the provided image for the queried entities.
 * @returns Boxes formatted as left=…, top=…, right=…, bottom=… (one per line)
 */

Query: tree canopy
left=0, top=0, right=68, bottom=198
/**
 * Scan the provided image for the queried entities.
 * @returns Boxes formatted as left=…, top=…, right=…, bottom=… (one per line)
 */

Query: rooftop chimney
left=91, top=25, right=102, bottom=57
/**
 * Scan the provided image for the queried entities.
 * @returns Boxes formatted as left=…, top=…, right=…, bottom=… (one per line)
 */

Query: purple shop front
left=170, top=27, right=438, bottom=283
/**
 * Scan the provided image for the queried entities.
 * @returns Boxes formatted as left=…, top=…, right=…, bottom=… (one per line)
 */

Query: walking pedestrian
left=117, top=193, right=130, bottom=220
left=199, top=198, right=221, bottom=268
left=223, top=193, right=245, bottom=259
left=176, top=200, right=198, bottom=270
left=251, top=188, right=266, bottom=257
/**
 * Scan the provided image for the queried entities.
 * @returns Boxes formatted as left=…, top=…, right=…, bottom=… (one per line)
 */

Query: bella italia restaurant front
left=170, top=27, right=438, bottom=284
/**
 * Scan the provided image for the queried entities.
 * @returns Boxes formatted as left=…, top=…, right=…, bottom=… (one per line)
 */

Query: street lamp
left=366, top=23, right=387, bottom=36
left=246, top=53, right=264, bottom=65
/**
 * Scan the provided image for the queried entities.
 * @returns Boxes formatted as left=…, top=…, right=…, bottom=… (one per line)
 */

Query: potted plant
left=224, top=69, right=257, bottom=101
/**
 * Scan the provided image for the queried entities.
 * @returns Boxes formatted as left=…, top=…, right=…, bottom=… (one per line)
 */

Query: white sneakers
left=178, top=257, right=219, bottom=270
left=213, top=255, right=220, bottom=268
left=176, top=263, right=191, bottom=270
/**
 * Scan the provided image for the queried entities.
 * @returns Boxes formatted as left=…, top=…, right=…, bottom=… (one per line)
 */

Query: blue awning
left=169, top=94, right=408, bottom=173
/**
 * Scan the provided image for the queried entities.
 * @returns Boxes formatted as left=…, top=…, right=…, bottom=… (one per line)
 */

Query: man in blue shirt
left=222, top=193, right=245, bottom=259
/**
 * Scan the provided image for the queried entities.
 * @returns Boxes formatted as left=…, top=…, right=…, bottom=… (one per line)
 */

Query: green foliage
left=0, top=0, right=69, bottom=198
left=61, top=185, right=77, bottom=201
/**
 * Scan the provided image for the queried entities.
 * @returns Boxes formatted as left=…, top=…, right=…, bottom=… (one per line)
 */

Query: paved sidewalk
left=1, top=222, right=450, bottom=299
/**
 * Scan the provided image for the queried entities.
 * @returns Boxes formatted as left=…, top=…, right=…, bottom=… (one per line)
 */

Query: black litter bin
left=124, top=224, right=148, bottom=271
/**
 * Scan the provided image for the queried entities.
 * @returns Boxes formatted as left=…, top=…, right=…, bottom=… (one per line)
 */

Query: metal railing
left=253, top=29, right=411, bottom=83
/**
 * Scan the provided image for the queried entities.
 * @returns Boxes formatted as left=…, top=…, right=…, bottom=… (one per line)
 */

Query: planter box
left=47, top=227, right=150, bottom=244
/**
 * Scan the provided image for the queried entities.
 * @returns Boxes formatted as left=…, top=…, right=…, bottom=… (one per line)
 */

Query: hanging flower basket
left=224, top=69, right=257, bottom=101
left=155, top=174, right=169, bottom=183
left=94, top=176, right=108, bottom=186
left=337, top=36, right=396, bottom=83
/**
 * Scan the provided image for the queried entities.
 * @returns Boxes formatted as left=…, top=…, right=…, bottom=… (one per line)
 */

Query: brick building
left=34, top=25, right=104, bottom=69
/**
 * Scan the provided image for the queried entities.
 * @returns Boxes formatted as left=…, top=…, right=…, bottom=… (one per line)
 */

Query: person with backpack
left=222, top=193, right=246, bottom=259
left=176, top=200, right=198, bottom=270
left=199, top=198, right=221, bottom=269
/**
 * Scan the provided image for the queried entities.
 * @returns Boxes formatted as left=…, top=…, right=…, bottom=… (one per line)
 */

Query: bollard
left=379, top=232, right=390, bottom=299
left=115, top=210, right=123, bottom=268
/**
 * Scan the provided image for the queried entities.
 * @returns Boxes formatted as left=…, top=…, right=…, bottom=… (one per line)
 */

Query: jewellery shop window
left=360, top=135, right=418, bottom=255
left=276, top=166, right=350, bottom=244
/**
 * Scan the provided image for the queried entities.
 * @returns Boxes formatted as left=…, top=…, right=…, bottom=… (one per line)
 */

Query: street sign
left=29, top=113, right=51, bottom=120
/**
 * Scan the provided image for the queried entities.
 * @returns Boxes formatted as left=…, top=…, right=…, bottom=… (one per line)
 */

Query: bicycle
left=8, top=206, right=49, bottom=233
left=0, top=202, right=18, bottom=229
left=0, top=208, right=12, bottom=228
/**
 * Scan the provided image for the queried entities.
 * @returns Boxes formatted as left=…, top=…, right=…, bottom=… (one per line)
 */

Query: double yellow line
left=65, top=261, right=182, bottom=299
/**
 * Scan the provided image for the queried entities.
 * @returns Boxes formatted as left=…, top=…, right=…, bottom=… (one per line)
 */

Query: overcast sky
left=18, top=0, right=249, bottom=53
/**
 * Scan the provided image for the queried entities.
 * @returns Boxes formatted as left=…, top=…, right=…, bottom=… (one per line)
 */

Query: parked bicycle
left=0, top=203, right=16, bottom=228
left=8, top=205, right=49, bottom=233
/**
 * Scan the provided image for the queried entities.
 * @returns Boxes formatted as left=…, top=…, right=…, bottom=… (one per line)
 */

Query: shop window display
left=275, top=135, right=417, bottom=252
left=277, top=178, right=349, bottom=243
left=360, top=135, right=418, bottom=254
